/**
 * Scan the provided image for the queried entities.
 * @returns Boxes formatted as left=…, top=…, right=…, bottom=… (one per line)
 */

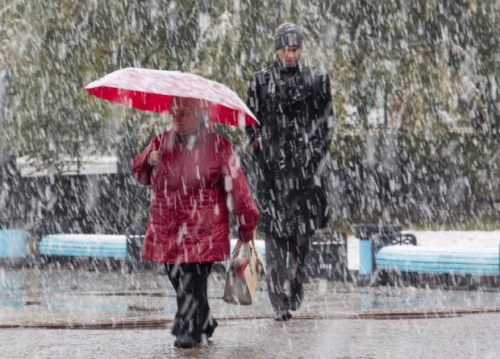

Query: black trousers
left=165, top=262, right=218, bottom=339
left=265, top=233, right=312, bottom=311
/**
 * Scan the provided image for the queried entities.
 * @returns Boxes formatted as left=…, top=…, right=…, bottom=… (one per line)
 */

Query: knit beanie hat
left=273, top=23, right=303, bottom=50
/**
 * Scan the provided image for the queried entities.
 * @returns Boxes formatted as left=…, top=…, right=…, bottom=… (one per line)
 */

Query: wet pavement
left=5, top=313, right=500, bottom=359
left=2, top=231, right=500, bottom=358
left=2, top=266, right=500, bottom=325
left=1, top=265, right=500, bottom=358
left=1, top=313, right=500, bottom=358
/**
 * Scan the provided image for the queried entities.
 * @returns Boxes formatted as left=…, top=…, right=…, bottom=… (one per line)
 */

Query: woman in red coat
left=132, top=97, right=259, bottom=348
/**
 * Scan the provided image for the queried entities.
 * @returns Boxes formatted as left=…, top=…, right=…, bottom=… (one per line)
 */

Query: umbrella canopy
left=84, top=67, right=259, bottom=126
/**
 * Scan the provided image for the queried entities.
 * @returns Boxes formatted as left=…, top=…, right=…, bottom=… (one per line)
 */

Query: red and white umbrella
left=84, top=67, right=258, bottom=126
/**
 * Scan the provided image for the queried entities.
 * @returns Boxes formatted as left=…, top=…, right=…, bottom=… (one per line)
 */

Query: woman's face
left=171, top=101, right=203, bottom=135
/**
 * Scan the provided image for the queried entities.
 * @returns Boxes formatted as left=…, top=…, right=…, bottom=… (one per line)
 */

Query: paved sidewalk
left=1, top=266, right=500, bottom=358
left=1, top=313, right=500, bottom=358
left=3, top=230, right=500, bottom=357
left=2, top=266, right=500, bottom=325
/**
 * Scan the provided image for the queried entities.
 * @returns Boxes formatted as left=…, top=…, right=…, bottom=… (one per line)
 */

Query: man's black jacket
left=246, top=60, right=334, bottom=238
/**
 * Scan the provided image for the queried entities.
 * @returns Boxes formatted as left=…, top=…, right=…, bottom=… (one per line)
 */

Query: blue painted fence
left=0, top=229, right=27, bottom=259
left=38, top=234, right=128, bottom=259
left=38, top=234, right=266, bottom=263
left=376, top=245, right=500, bottom=276
left=354, top=224, right=500, bottom=285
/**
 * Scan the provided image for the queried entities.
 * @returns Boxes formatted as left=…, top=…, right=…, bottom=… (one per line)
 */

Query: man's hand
left=148, top=150, right=163, bottom=166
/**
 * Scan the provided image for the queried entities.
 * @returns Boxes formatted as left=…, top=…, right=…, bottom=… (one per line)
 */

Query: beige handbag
left=222, top=240, right=265, bottom=305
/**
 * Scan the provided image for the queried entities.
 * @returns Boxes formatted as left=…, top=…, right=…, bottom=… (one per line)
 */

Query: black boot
left=174, top=334, right=198, bottom=348
left=202, top=317, right=218, bottom=339
left=289, top=278, right=304, bottom=311
left=274, top=309, right=293, bottom=321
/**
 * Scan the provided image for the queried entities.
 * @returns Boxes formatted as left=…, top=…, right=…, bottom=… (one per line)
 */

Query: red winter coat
left=132, top=125, right=259, bottom=264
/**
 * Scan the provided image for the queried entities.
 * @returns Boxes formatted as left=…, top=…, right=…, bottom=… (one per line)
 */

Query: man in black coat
left=246, top=23, right=334, bottom=321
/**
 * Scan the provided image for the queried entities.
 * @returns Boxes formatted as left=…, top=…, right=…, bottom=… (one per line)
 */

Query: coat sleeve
left=309, top=72, right=334, bottom=166
left=132, top=136, right=160, bottom=186
left=245, top=73, right=262, bottom=157
left=221, top=141, right=260, bottom=243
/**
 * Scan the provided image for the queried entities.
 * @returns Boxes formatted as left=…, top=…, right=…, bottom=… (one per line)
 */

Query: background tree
left=1, top=0, right=499, bottom=227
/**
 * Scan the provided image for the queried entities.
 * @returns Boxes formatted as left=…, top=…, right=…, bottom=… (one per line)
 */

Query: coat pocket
left=196, top=207, right=215, bottom=236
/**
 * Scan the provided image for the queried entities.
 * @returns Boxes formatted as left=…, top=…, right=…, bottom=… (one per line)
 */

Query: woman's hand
left=148, top=150, right=163, bottom=166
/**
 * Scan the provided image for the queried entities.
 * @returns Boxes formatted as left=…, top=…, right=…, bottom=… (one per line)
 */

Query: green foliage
left=1, top=0, right=499, bottom=219
left=1, top=0, right=201, bottom=172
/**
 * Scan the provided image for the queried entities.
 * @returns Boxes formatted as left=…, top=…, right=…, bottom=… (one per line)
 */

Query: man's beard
left=276, top=58, right=300, bottom=74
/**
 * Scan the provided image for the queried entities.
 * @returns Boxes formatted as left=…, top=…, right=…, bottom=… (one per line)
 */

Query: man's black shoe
left=174, top=335, right=198, bottom=348
left=290, top=297, right=301, bottom=311
left=289, top=279, right=304, bottom=311
left=202, top=318, right=218, bottom=339
left=274, top=309, right=293, bottom=321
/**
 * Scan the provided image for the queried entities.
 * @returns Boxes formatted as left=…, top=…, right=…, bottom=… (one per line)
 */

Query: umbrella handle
left=150, top=131, right=166, bottom=169
left=159, top=131, right=165, bottom=150
left=158, top=131, right=168, bottom=156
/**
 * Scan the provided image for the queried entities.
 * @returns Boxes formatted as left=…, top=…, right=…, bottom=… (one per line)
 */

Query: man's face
left=276, top=46, right=301, bottom=67
left=171, top=101, right=202, bottom=135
